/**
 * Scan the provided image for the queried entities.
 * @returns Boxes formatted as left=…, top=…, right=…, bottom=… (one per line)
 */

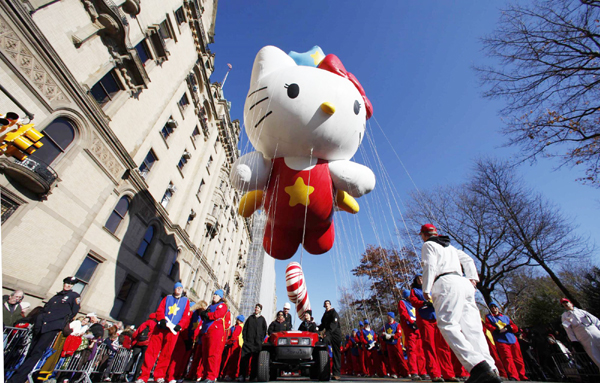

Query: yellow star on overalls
left=285, top=177, right=314, bottom=207
left=367, top=333, right=373, bottom=341
left=168, top=303, right=180, bottom=316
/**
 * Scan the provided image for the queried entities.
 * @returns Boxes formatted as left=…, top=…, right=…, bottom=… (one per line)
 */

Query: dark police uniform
left=320, top=305, right=342, bottom=379
left=9, top=279, right=80, bottom=383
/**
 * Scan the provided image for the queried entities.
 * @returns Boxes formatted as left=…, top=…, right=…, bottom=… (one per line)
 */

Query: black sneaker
left=465, top=361, right=502, bottom=383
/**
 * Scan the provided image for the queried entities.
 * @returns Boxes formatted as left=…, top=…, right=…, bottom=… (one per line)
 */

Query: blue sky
left=211, top=1, right=599, bottom=324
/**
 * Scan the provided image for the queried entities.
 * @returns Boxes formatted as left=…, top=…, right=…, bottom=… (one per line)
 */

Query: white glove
left=384, top=333, right=392, bottom=340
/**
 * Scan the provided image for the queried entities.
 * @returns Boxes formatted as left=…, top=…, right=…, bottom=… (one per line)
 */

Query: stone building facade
left=0, top=0, right=252, bottom=325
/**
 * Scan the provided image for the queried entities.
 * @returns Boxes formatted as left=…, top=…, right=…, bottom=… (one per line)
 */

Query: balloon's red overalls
left=263, top=158, right=335, bottom=260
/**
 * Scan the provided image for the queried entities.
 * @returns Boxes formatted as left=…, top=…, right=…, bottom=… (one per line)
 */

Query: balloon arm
left=230, top=151, right=271, bottom=191
left=329, top=160, right=375, bottom=198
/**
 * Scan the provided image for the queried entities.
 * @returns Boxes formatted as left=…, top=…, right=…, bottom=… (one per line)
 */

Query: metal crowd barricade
left=38, top=342, right=109, bottom=383
left=3, top=326, right=33, bottom=380
left=552, top=352, right=600, bottom=382
left=26, top=341, right=135, bottom=383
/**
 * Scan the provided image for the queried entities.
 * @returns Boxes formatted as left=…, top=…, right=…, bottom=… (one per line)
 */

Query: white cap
left=283, top=302, right=291, bottom=309
left=86, top=312, right=97, bottom=318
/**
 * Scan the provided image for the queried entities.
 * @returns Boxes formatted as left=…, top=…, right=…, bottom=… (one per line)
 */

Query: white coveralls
left=562, top=307, right=600, bottom=368
left=422, top=238, right=497, bottom=372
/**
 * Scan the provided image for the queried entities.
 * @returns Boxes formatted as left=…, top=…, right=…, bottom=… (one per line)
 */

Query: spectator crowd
left=3, top=272, right=600, bottom=383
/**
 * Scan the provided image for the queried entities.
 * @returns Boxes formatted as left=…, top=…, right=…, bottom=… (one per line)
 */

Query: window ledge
left=102, top=226, right=122, bottom=242
left=103, top=91, right=130, bottom=117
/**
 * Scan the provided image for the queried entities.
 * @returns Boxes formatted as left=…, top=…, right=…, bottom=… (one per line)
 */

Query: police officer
left=9, top=276, right=81, bottom=383
left=320, top=300, right=342, bottom=380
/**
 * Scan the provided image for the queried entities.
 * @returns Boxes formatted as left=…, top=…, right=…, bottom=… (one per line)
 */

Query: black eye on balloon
left=354, top=100, right=362, bottom=115
left=285, top=83, right=300, bottom=99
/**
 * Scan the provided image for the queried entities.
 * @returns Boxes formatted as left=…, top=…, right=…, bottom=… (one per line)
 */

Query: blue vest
left=383, top=321, right=400, bottom=345
left=412, top=288, right=436, bottom=320
left=164, top=295, right=189, bottom=326
left=200, top=302, right=224, bottom=335
left=486, top=313, right=517, bottom=344
left=362, top=328, right=375, bottom=346
left=189, top=310, right=202, bottom=340
left=401, top=300, right=417, bottom=324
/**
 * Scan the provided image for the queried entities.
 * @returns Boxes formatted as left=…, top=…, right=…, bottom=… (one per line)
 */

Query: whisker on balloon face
left=254, top=111, right=273, bottom=128
left=247, top=86, right=268, bottom=98
left=249, top=97, right=269, bottom=111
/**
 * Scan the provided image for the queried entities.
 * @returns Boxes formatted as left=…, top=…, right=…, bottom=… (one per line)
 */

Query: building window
left=168, top=249, right=180, bottom=279
left=161, top=118, right=177, bottom=140
left=159, top=20, right=172, bottom=40
left=137, top=226, right=154, bottom=258
left=139, top=149, right=157, bottom=179
left=214, top=136, right=219, bottom=151
left=105, top=196, right=129, bottom=234
left=175, top=7, right=186, bottom=25
left=1, top=194, right=19, bottom=224
left=161, top=182, right=176, bottom=208
left=73, top=255, right=101, bottom=295
left=135, top=40, right=151, bottom=64
left=206, top=155, right=213, bottom=172
left=192, top=126, right=201, bottom=140
left=177, top=151, right=190, bottom=171
left=178, top=93, right=190, bottom=109
left=196, top=179, right=205, bottom=198
left=111, top=275, right=136, bottom=318
left=90, top=70, right=121, bottom=106
left=31, top=118, right=75, bottom=165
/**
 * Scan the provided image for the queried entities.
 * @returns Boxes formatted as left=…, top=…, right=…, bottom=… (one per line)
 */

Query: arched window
left=136, top=226, right=154, bottom=257
left=31, top=117, right=75, bottom=165
left=105, top=196, right=129, bottom=234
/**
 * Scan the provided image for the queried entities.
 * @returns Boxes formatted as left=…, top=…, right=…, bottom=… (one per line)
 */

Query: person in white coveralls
left=560, top=297, right=600, bottom=368
left=419, top=223, right=501, bottom=383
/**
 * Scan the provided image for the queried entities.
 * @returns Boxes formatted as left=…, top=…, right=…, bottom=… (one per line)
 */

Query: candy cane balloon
left=285, top=262, right=311, bottom=319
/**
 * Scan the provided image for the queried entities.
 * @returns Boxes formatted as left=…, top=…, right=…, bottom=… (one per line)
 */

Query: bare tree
left=470, top=158, right=591, bottom=306
left=407, top=158, right=592, bottom=306
left=407, top=185, right=531, bottom=304
left=477, top=0, right=600, bottom=185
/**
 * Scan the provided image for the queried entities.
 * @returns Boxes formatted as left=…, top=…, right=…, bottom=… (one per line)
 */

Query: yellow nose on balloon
left=320, top=102, right=336, bottom=115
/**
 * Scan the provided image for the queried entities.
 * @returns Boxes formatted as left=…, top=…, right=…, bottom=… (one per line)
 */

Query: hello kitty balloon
left=230, top=46, right=376, bottom=260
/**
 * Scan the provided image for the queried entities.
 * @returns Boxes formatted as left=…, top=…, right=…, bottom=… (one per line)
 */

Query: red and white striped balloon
left=285, top=262, right=311, bottom=319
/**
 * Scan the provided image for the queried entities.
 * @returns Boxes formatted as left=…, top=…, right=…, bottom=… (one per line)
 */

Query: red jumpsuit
left=484, top=312, right=527, bottom=380
left=483, top=324, right=508, bottom=378
left=138, top=295, right=191, bottom=382
left=358, top=327, right=376, bottom=376
left=398, top=299, right=426, bottom=376
left=198, top=301, right=228, bottom=381
left=350, top=333, right=362, bottom=375
left=263, top=158, right=335, bottom=260
left=383, top=320, right=409, bottom=377
left=166, top=323, right=193, bottom=381
left=222, top=323, right=243, bottom=378
left=410, top=288, right=454, bottom=379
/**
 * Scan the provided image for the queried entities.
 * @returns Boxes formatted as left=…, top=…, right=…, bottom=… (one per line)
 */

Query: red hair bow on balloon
left=318, top=54, right=373, bottom=119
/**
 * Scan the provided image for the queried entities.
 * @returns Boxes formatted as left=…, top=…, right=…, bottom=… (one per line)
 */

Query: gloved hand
left=410, top=323, right=418, bottom=331
left=174, top=325, right=181, bottom=333
left=200, top=310, right=209, bottom=322
left=158, top=319, right=167, bottom=329
left=367, top=343, right=375, bottom=350
left=184, top=339, right=194, bottom=351
left=499, top=328, right=508, bottom=334
left=384, top=333, right=392, bottom=340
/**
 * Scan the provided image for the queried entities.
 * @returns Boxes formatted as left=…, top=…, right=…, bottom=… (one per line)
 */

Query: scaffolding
left=240, top=211, right=268, bottom=316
